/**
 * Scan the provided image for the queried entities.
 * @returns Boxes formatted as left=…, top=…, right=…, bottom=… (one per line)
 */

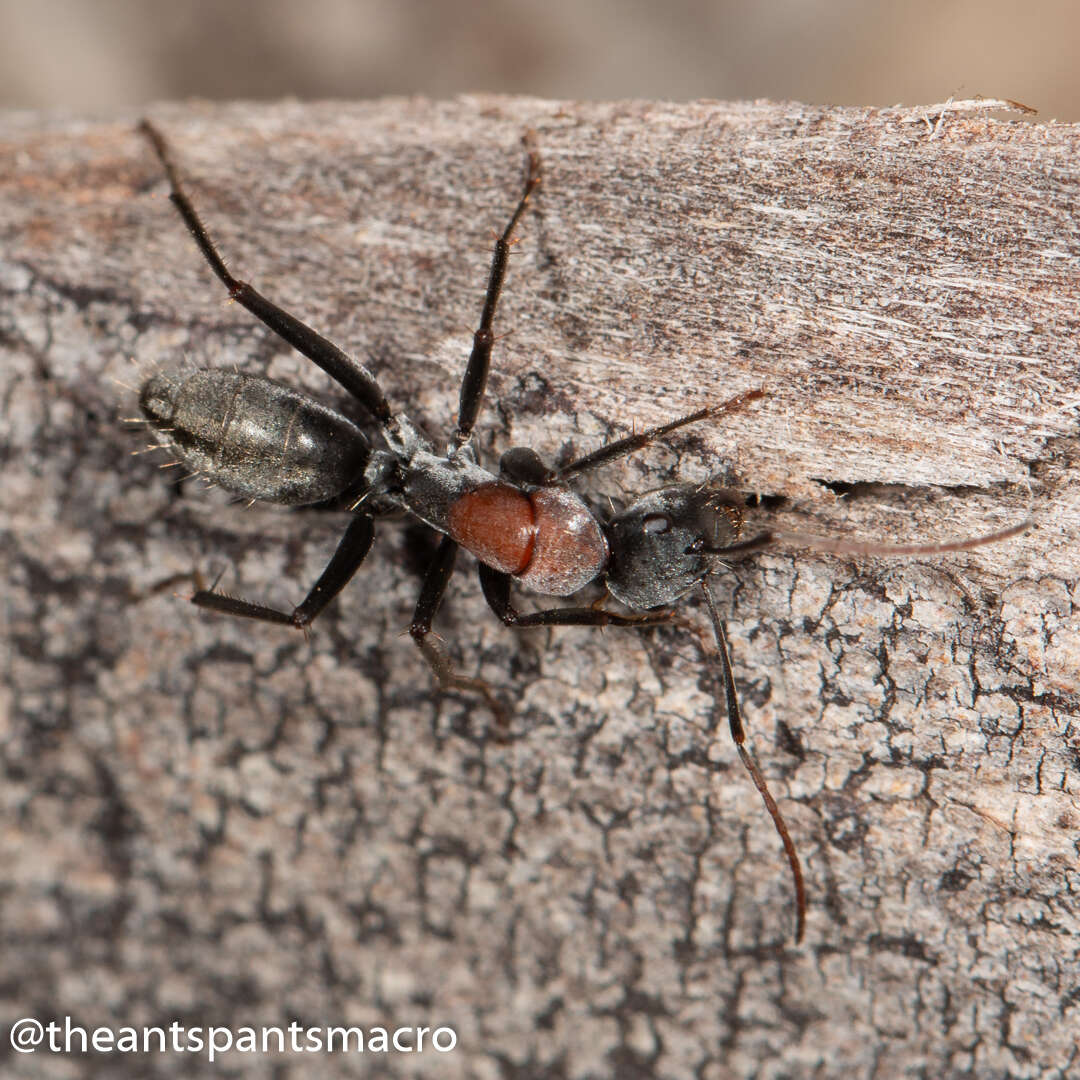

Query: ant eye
left=642, top=513, right=670, bottom=534
left=684, top=538, right=704, bottom=554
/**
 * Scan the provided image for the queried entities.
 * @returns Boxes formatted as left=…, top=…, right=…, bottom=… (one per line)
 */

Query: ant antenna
left=699, top=580, right=807, bottom=945
left=692, top=511, right=1029, bottom=943
left=705, top=517, right=1029, bottom=559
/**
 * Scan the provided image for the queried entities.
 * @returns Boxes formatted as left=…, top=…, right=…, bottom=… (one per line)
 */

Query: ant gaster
left=132, top=121, right=1028, bottom=944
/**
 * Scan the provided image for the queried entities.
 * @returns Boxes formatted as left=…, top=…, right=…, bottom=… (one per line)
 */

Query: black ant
left=131, top=121, right=1028, bottom=944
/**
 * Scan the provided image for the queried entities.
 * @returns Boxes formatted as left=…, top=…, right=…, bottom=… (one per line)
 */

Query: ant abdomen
left=139, top=369, right=370, bottom=505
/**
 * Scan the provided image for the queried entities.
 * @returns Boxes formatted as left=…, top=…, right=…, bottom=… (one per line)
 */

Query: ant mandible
left=132, top=121, right=1028, bottom=944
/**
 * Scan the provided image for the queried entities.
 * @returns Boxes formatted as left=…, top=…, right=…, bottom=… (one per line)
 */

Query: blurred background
left=1, top=0, right=1077, bottom=120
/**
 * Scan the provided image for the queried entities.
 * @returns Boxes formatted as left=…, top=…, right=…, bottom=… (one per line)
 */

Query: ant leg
left=479, top=565, right=674, bottom=629
left=128, top=569, right=208, bottom=604
left=138, top=121, right=392, bottom=426
left=557, top=387, right=766, bottom=480
left=453, top=147, right=541, bottom=447
left=410, top=537, right=506, bottom=722
left=194, top=515, right=375, bottom=629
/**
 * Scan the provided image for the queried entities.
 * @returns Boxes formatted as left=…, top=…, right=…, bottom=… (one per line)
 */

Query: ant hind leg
left=137, top=120, right=393, bottom=427
left=193, top=515, right=375, bottom=630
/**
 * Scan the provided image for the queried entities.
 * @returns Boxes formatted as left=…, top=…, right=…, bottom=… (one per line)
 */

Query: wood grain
left=1, top=97, right=1076, bottom=1079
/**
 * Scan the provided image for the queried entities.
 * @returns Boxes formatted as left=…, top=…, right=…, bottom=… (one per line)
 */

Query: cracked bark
left=2, top=97, right=1078, bottom=1079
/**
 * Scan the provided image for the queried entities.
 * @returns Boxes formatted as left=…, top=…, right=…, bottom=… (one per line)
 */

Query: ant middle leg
left=193, top=515, right=375, bottom=630
left=453, top=145, right=542, bottom=448
left=410, top=536, right=507, bottom=723
left=137, top=120, right=392, bottom=425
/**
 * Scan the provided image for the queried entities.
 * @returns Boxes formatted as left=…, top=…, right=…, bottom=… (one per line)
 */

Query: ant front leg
left=556, top=387, right=766, bottom=480
left=194, top=515, right=375, bottom=630
left=478, top=565, right=674, bottom=630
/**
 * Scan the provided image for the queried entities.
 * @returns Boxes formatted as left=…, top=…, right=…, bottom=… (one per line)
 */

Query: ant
left=131, top=120, right=1028, bottom=944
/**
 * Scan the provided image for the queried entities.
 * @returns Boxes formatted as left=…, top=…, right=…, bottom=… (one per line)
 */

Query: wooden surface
left=1, top=96, right=1077, bottom=1078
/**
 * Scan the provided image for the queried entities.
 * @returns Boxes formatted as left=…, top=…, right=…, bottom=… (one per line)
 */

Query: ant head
left=604, top=484, right=744, bottom=609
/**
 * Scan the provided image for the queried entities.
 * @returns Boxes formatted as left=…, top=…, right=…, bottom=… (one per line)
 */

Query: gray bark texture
left=1, top=96, right=1077, bottom=1079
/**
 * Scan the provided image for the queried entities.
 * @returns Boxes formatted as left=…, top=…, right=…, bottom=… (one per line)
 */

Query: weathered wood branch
left=1, top=97, right=1077, bottom=1078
